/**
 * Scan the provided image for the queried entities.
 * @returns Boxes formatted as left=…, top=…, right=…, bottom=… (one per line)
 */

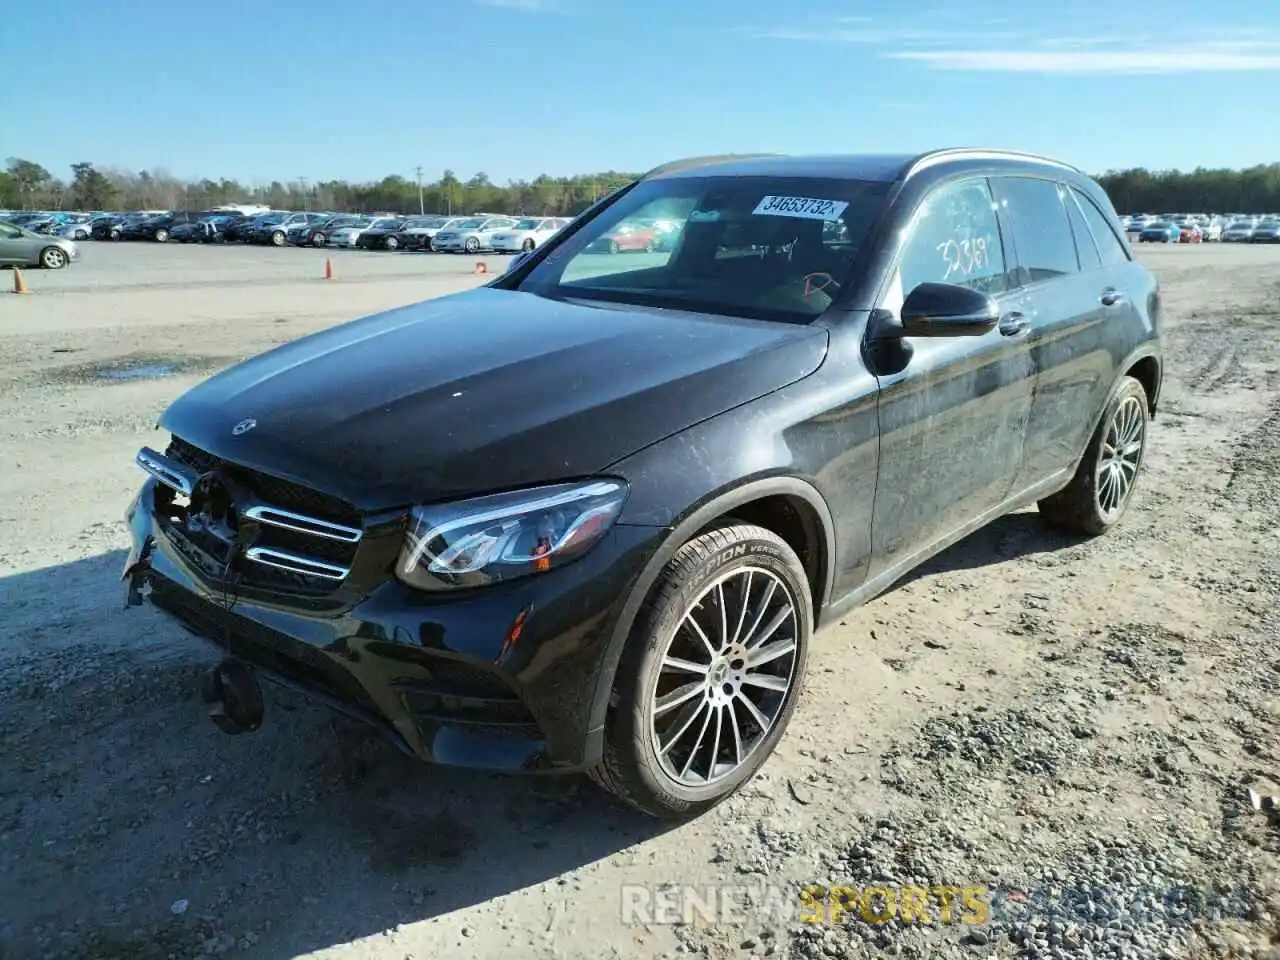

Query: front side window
left=518, top=174, right=891, bottom=323
left=897, top=178, right=1009, bottom=296
left=993, top=177, right=1080, bottom=284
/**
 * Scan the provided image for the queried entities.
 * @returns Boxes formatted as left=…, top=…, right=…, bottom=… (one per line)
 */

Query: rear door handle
left=1100, top=289, right=1125, bottom=307
left=998, top=311, right=1028, bottom=336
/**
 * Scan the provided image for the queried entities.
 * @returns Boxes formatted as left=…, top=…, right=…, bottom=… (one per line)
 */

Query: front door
left=865, top=176, right=1034, bottom=584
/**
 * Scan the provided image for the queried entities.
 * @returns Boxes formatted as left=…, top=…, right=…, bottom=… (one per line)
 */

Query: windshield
left=451, top=218, right=485, bottom=229
left=514, top=218, right=543, bottom=230
left=518, top=175, right=890, bottom=323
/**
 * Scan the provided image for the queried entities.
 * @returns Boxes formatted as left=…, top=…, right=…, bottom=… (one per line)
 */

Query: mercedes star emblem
left=231, top=418, right=257, bottom=436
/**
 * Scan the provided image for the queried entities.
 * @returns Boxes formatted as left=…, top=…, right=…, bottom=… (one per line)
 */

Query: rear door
left=993, top=176, right=1114, bottom=492
left=866, top=176, right=1034, bottom=580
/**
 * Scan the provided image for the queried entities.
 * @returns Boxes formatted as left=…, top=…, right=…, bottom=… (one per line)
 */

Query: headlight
left=396, top=479, right=628, bottom=591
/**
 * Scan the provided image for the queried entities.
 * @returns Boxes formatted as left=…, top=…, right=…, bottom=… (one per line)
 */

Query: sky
left=4, top=0, right=1279, bottom=186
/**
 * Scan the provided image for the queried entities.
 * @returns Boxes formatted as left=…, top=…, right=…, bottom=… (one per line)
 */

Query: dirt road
left=1, top=243, right=1277, bottom=960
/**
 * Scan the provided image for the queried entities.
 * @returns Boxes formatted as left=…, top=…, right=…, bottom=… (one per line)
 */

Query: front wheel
left=40, top=246, right=69, bottom=269
left=385, top=236, right=399, bottom=250
left=154, top=228, right=169, bottom=242
left=1038, top=376, right=1149, bottom=536
left=590, top=523, right=812, bottom=819
left=312, top=233, right=326, bottom=247
left=271, top=230, right=286, bottom=247
left=522, top=238, right=536, bottom=252
left=464, top=236, right=480, bottom=254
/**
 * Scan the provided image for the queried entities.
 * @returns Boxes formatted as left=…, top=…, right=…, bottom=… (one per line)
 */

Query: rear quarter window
left=1071, top=188, right=1133, bottom=267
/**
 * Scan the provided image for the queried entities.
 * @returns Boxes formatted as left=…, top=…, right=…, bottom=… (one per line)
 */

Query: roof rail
left=904, top=148, right=1082, bottom=180
left=640, top=153, right=787, bottom=180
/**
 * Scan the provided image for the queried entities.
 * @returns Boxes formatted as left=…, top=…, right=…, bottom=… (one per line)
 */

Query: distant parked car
left=121, top=212, right=215, bottom=242
left=490, top=217, right=571, bottom=253
left=0, top=219, right=79, bottom=268
left=1200, top=220, right=1223, bottom=242
left=328, top=217, right=399, bottom=248
left=355, top=217, right=412, bottom=250
left=1176, top=222, right=1202, bottom=243
left=593, top=221, right=661, bottom=253
left=386, top=215, right=462, bottom=251
left=248, top=213, right=329, bottom=247
left=431, top=216, right=521, bottom=253
left=1250, top=220, right=1280, bottom=243
left=1221, top=220, right=1255, bottom=242
left=1138, top=222, right=1179, bottom=243
left=300, top=216, right=364, bottom=247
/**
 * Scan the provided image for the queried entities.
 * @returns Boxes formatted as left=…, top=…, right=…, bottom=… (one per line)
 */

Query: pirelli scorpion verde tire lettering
left=1038, top=375, right=1149, bottom=536
left=590, top=523, right=811, bottom=819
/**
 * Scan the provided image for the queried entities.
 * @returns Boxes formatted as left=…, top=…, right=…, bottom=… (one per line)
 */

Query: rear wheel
left=1038, top=376, right=1149, bottom=536
left=590, top=523, right=811, bottom=819
left=154, top=228, right=169, bottom=242
left=385, top=235, right=400, bottom=250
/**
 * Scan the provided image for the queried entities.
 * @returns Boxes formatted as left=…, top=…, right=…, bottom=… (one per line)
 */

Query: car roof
left=642, top=149, right=1083, bottom=184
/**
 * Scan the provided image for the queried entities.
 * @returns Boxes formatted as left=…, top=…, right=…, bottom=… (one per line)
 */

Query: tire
left=312, top=233, right=326, bottom=247
left=271, top=230, right=286, bottom=247
left=464, top=236, right=480, bottom=254
left=40, top=246, right=68, bottom=269
left=385, top=236, right=399, bottom=250
left=154, top=228, right=169, bottom=243
left=643, top=239, right=656, bottom=253
left=110, top=229, right=121, bottom=241
left=1038, top=376, right=1149, bottom=536
left=74, top=230, right=88, bottom=241
left=522, top=238, right=536, bottom=252
left=608, top=240, right=620, bottom=254
left=589, top=522, right=812, bottom=819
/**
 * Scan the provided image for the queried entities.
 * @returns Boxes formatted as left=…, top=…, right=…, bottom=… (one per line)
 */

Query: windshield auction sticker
left=752, top=196, right=850, bottom=220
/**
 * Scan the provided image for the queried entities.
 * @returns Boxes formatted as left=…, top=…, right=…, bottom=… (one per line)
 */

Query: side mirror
left=899, top=282, right=999, bottom=337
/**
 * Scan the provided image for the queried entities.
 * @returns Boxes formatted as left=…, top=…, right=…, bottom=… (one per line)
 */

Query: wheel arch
left=584, top=475, right=835, bottom=743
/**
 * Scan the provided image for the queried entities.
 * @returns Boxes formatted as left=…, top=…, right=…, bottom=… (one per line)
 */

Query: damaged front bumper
left=122, top=476, right=660, bottom=772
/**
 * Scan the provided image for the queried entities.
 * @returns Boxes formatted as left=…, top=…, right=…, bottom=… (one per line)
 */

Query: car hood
left=158, top=286, right=829, bottom=512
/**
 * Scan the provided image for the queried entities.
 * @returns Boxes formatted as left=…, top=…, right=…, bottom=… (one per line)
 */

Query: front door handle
left=1100, top=289, right=1125, bottom=307
left=998, top=311, right=1028, bottom=336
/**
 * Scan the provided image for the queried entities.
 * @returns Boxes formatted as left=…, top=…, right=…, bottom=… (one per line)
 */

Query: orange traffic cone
left=324, top=257, right=334, bottom=280
left=13, top=268, right=29, bottom=294
left=474, top=261, right=488, bottom=275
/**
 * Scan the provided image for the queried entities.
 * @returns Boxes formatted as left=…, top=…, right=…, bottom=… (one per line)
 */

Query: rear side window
left=1064, top=191, right=1101, bottom=269
left=992, top=177, right=1079, bottom=284
left=1071, top=188, right=1132, bottom=266
left=898, top=178, right=1009, bottom=296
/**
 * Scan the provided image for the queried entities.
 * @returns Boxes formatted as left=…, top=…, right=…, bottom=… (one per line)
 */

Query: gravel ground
left=0, top=242, right=1277, bottom=960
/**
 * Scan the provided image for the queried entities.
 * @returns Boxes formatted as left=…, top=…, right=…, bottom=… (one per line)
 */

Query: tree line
left=5, top=156, right=1280, bottom=217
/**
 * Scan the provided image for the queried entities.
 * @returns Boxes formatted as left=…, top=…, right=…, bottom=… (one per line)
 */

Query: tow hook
left=200, top=659, right=264, bottom=735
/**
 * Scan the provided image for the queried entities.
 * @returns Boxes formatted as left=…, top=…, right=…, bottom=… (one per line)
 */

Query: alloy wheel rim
left=649, top=566, right=799, bottom=788
left=46, top=250, right=66, bottom=267
left=1096, top=396, right=1145, bottom=520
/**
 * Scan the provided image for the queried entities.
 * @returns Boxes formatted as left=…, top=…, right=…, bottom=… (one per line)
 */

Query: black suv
left=123, top=150, right=1162, bottom=818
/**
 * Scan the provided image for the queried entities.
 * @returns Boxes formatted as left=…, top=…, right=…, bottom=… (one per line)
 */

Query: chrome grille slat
left=243, top=505, right=362, bottom=543
left=244, top=546, right=350, bottom=580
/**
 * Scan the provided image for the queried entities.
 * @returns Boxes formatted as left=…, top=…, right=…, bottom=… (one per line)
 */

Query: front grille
left=167, top=436, right=358, bottom=525
left=160, top=436, right=364, bottom=594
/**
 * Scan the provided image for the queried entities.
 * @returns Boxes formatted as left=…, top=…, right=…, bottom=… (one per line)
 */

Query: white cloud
left=748, top=19, right=1280, bottom=73
left=890, top=47, right=1280, bottom=73
left=472, top=0, right=561, bottom=10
